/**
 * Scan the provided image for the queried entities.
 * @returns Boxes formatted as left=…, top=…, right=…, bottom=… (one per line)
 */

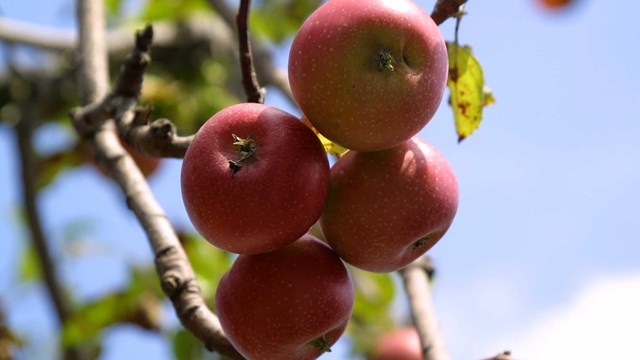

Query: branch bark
left=207, top=0, right=294, bottom=105
left=14, top=105, right=86, bottom=360
left=431, top=0, right=469, bottom=26
left=399, top=257, right=450, bottom=360
left=72, top=0, right=243, bottom=358
left=236, top=0, right=265, bottom=103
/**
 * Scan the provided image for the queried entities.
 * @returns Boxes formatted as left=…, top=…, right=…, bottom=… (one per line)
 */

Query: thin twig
left=207, top=0, right=294, bottom=105
left=431, top=0, right=468, bottom=26
left=72, top=0, right=244, bottom=358
left=399, top=257, right=450, bottom=360
left=236, top=0, right=265, bottom=103
left=482, top=350, right=515, bottom=360
left=71, top=25, right=192, bottom=158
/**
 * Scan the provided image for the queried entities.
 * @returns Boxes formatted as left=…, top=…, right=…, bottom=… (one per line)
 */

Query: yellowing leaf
left=301, top=116, right=348, bottom=158
left=447, top=43, right=494, bottom=142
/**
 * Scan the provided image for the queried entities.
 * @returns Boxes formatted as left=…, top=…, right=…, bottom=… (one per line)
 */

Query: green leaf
left=179, top=231, right=232, bottom=302
left=35, top=144, right=83, bottom=190
left=172, top=328, right=221, bottom=360
left=138, top=0, right=210, bottom=22
left=62, top=266, right=164, bottom=347
left=18, top=244, right=40, bottom=283
left=105, top=0, right=124, bottom=16
left=347, top=268, right=396, bottom=355
left=250, top=0, right=321, bottom=43
left=446, top=42, right=494, bottom=142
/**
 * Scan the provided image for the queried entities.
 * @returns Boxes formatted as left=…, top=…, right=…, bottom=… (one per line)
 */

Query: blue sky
left=1, top=0, right=640, bottom=359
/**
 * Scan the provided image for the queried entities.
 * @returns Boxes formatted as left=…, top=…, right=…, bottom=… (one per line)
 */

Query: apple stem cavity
left=412, top=236, right=430, bottom=250
left=309, top=335, right=332, bottom=353
left=228, top=133, right=257, bottom=175
left=377, top=50, right=396, bottom=72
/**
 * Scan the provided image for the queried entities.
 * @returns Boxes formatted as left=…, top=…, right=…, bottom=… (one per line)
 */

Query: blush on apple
left=288, top=0, right=448, bottom=152
left=320, top=137, right=459, bottom=272
left=181, top=103, right=330, bottom=254
left=215, top=235, right=354, bottom=360
left=369, top=327, right=423, bottom=360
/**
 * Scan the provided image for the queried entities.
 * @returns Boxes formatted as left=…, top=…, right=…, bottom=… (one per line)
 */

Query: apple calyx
left=228, top=134, right=257, bottom=175
left=377, top=50, right=396, bottom=72
left=309, top=335, right=332, bottom=353
left=411, top=236, right=430, bottom=250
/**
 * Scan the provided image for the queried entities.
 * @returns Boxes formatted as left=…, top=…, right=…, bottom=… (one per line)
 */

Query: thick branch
left=431, top=0, right=468, bottom=25
left=72, top=1, right=243, bottom=358
left=236, top=0, right=265, bottom=103
left=399, top=257, right=449, bottom=360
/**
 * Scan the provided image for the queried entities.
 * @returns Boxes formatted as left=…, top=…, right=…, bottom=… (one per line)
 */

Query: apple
left=320, top=137, right=458, bottom=272
left=181, top=103, right=330, bottom=254
left=369, top=327, right=423, bottom=360
left=82, top=137, right=162, bottom=178
left=288, top=0, right=448, bottom=152
left=536, top=0, right=573, bottom=10
left=215, top=235, right=354, bottom=360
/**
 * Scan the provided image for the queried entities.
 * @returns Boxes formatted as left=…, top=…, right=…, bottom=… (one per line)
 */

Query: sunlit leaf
left=172, top=328, right=222, bottom=360
left=178, top=231, right=232, bottom=301
left=251, top=0, right=321, bottom=43
left=347, top=268, right=396, bottom=355
left=35, top=145, right=83, bottom=190
left=18, top=244, right=40, bottom=283
left=446, top=42, right=494, bottom=142
left=300, top=116, right=348, bottom=158
left=138, top=0, right=210, bottom=22
left=62, top=266, right=164, bottom=347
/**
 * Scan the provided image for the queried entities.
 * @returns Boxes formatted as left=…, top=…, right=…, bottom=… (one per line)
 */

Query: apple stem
left=377, top=50, right=396, bottom=72
left=309, top=335, right=332, bottom=353
left=228, top=133, right=257, bottom=175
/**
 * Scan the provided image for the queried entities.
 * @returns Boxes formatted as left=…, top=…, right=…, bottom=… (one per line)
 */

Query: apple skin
left=215, top=235, right=354, bottom=360
left=82, top=138, right=161, bottom=178
left=288, top=0, right=448, bottom=152
left=320, top=137, right=458, bottom=272
left=369, top=327, right=423, bottom=360
left=536, top=0, right=573, bottom=10
left=181, top=103, right=330, bottom=254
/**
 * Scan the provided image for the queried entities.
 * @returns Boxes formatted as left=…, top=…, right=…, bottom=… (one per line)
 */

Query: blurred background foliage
left=0, top=0, right=404, bottom=358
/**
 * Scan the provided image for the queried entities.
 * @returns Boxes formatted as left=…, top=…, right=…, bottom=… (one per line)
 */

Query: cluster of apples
left=180, top=0, right=458, bottom=359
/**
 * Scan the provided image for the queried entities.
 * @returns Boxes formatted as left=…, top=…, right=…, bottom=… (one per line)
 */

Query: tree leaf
left=446, top=42, right=494, bottom=142
left=301, top=116, right=348, bottom=158
left=347, top=268, right=396, bottom=355
left=178, top=231, right=232, bottom=302
left=18, top=244, right=40, bottom=283
left=35, top=144, right=83, bottom=190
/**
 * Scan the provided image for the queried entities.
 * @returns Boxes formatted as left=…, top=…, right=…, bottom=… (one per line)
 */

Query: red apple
left=369, top=327, right=423, bottom=360
left=536, top=0, right=573, bottom=10
left=181, top=103, right=330, bottom=254
left=82, top=137, right=161, bottom=178
left=320, top=137, right=458, bottom=272
left=215, top=235, right=354, bottom=360
left=288, top=0, right=448, bottom=152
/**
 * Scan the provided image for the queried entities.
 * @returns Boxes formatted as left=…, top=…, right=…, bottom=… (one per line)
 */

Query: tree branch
left=71, top=25, right=192, bottom=158
left=399, top=257, right=450, bottom=360
left=14, top=106, right=87, bottom=360
left=72, top=1, right=243, bottom=358
left=236, top=0, right=265, bottom=103
left=431, top=0, right=468, bottom=26
left=207, top=0, right=294, bottom=105
left=482, top=350, right=515, bottom=360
